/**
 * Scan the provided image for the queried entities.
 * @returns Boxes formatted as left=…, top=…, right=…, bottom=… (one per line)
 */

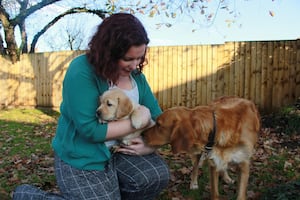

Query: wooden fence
left=1, top=40, right=300, bottom=113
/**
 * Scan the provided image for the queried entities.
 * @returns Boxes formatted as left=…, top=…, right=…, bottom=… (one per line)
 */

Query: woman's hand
left=116, top=136, right=156, bottom=156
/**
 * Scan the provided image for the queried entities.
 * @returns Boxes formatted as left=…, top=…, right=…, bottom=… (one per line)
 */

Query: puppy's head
left=143, top=107, right=197, bottom=154
left=96, top=88, right=133, bottom=122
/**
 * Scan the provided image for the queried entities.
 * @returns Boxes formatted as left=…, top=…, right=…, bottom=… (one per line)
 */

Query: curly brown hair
left=86, top=13, right=150, bottom=84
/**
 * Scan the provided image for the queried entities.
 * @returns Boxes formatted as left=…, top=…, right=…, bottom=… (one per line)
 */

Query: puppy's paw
left=121, top=139, right=132, bottom=146
left=131, top=115, right=144, bottom=129
left=131, top=105, right=151, bottom=129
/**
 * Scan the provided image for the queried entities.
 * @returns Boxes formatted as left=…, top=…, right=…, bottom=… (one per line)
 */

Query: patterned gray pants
left=13, top=153, right=170, bottom=200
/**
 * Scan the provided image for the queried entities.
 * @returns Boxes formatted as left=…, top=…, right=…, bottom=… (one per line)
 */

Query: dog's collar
left=205, top=111, right=217, bottom=151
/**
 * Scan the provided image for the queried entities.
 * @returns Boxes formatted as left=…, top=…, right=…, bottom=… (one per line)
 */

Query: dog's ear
left=170, top=121, right=196, bottom=154
left=116, top=96, right=133, bottom=119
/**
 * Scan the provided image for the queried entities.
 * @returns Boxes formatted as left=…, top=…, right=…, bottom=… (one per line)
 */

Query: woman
left=13, top=13, right=170, bottom=200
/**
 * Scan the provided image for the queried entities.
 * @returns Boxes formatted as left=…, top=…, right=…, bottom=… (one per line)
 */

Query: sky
left=6, top=0, right=299, bottom=51
left=142, top=0, right=300, bottom=46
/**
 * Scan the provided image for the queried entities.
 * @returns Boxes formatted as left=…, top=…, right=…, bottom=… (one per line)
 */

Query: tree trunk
left=3, top=24, right=19, bottom=63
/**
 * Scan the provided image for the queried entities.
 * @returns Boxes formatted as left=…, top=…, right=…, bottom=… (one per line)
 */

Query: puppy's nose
left=96, top=110, right=101, bottom=118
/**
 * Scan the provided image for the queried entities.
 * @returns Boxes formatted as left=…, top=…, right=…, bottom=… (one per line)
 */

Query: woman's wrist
left=107, top=119, right=136, bottom=140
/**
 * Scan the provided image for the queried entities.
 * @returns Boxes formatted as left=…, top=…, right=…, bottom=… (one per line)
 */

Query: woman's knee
left=116, top=153, right=170, bottom=195
left=119, top=169, right=169, bottom=200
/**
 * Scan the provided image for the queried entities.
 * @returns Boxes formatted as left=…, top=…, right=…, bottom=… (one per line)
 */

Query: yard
left=0, top=102, right=299, bottom=200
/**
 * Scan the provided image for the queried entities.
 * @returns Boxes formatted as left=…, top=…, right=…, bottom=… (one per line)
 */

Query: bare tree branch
left=0, top=0, right=63, bottom=62
left=30, top=7, right=107, bottom=53
left=14, top=0, right=62, bottom=24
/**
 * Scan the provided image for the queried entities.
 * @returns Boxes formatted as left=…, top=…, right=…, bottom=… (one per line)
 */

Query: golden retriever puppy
left=143, top=96, right=260, bottom=200
left=96, top=88, right=150, bottom=146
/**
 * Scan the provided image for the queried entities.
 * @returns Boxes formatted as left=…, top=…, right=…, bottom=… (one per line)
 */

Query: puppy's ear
left=116, top=96, right=133, bottom=119
left=170, top=121, right=195, bottom=154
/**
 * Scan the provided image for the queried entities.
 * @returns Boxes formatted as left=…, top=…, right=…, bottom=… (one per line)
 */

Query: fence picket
left=0, top=41, right=299, bottom=113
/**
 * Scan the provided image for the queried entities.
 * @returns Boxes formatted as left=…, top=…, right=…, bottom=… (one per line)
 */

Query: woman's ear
left=170, top=121, right=196, bottom=154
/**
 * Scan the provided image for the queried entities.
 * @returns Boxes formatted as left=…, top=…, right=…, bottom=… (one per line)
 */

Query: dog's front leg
left=209, top=164, right=220, bottom=200
left=237, top=161, right=250, bottom=200
left=189, top=154, right=200, bottom=189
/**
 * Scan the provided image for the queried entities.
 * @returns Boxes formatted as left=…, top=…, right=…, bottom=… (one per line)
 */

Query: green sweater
left=52, top=54, right=162, bottom=170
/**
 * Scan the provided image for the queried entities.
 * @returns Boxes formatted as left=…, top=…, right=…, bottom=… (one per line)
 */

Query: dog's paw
left=221, top=171, right=235, bottom=184
left=223, top=176, right=235, bottom=184
left=190, top=182, right=199, bottom=190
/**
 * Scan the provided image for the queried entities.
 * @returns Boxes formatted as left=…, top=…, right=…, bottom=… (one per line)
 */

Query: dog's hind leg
left=189, top=154, right=201, bottom=189
left=237, top=161, right=250, bottom=200
left=220, top=170, right=234, bottom=184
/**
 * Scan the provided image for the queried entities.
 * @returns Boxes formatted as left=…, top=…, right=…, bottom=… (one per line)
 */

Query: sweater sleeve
left=59, top=55, right=108, bottom=143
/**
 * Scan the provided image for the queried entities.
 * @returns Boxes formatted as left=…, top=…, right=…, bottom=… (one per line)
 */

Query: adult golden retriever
left=143, top=96, right=260, bottom=200
left=96, top=88, right=149, bottom=146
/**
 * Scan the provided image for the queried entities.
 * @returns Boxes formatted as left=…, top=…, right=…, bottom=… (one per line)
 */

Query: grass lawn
left=0, top=106, right=299, bottom=200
